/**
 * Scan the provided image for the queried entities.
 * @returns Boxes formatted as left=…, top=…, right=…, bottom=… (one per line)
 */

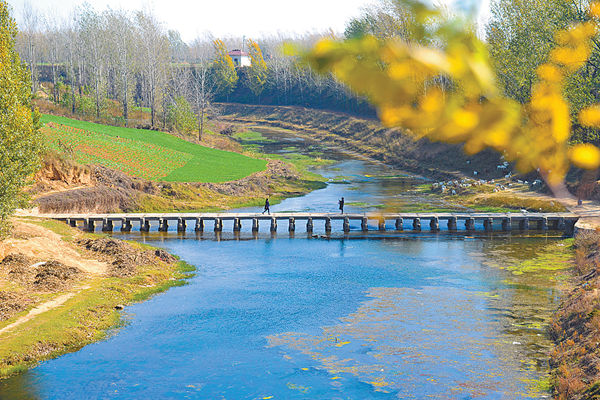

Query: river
left=0, top=127, right=570, bottom=399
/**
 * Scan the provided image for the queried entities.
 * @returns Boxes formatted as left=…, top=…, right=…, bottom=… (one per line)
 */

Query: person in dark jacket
left=262, top=198, right=271, bottom=215
left=339, top=197, right=345, bottom=214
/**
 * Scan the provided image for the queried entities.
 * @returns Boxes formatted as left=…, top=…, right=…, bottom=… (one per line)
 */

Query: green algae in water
left=505, top=240, right=574, bottom=276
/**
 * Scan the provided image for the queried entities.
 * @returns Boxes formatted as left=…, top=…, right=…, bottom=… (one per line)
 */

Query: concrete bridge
left=45, top=212, right=580, bottom=235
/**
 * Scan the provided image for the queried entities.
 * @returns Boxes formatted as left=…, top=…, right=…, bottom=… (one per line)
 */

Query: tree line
left=16, top=3, right=374, bottom=138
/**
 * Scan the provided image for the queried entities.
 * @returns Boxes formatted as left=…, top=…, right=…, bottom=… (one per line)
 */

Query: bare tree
left=78, top=6, right=106, bottom=119
left=21, top=1, right=40, bottom=95
left=104, top=9, right=136, bottom=124
left=136, top=10, right=169, bottom=128
left=189, top=39, right=216, bottom=141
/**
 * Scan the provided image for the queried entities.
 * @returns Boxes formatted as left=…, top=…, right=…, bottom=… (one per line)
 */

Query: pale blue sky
left=6, top=0, right=491, bottom=42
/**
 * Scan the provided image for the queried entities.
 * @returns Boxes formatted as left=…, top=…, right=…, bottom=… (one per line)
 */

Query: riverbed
left=0, top=127, right=571, bottom=399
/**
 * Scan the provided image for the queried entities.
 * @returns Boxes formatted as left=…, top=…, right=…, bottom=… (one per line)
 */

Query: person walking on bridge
left=339, top=197, right=345, bottom=214
left=262, top=198, right=271, bottom=215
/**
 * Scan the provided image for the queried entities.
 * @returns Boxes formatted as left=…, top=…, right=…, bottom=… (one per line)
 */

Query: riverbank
left=549, top=228, right=600, bottom=399
left=0, top=218, right=193, bottom=378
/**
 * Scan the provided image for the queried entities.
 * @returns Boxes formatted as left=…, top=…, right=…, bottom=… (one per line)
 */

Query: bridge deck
left=43, top=212, right=580, bottom=222
left=43, top=212, right=581, bottom=234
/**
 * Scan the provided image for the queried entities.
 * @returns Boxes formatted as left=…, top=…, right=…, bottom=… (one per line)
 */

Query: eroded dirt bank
left=0, top=218, right=189, bottom=378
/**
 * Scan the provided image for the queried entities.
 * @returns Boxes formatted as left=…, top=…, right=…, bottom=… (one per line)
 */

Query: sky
left=6, top=0, right=491, bottom=42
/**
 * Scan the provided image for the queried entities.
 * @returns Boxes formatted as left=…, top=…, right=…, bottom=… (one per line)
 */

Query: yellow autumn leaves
left=305, top=0, right=600, bottom=185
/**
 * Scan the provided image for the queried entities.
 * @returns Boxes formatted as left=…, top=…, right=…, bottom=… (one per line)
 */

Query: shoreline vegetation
left=0, top=218, right=194, bottom=379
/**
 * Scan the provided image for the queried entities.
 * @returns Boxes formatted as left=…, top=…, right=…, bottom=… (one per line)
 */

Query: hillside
left=41, top=115, right=267, bottom=183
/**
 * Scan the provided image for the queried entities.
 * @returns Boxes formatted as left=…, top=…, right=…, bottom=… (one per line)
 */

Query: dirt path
left=0, top=220, right=108, bottom=338
left=0, top=285, right=89, bottom=336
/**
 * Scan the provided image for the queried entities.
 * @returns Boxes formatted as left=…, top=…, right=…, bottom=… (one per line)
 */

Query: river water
left=0, top=128, right=570, bottom=399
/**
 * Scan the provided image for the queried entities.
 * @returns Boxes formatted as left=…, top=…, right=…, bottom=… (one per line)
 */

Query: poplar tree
left=212, top=39, right=238, bottom=99
left=0, top=0, right=42, bottom=234
left=246, top=39, right=268, bottom=102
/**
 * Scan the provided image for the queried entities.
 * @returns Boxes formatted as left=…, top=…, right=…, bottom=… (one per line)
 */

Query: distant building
left=228, top=49, right=251, bottom=67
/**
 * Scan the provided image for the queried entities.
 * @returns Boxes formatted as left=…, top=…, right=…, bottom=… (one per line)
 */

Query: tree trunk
left=199, top=105, right=205, bottom=142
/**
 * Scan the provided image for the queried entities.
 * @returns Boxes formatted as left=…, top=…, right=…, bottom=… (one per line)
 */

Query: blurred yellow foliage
left=304, top=0, right=600, bottom=185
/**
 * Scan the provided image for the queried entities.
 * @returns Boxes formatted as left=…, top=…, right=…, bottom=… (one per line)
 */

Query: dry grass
left=549, top=229, right=600, bottom=399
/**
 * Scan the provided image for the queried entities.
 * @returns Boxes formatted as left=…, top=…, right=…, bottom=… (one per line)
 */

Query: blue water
left=0, top=129, right=564, bottom=399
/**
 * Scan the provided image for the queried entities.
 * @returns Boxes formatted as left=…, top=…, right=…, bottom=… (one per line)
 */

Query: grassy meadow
left=41, top=114, right=267, bottom=183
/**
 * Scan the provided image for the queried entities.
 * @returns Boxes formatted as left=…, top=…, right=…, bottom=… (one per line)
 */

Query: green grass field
left=41, top=115, right=267, bottom=183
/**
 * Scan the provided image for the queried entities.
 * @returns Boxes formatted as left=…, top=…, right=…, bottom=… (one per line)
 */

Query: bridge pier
left=68, top=219, right=77, bottom=228
left=540, top=217, right=548, bottom=231
left=378, top=218, right=386, bottom=231
left=483, top=218, right=493, bottom=232
left=121, top=219, right=132, bottom=232
left=214, top=218, right=223, bottom=232
left=361, top=218, right=368, bottom=232
left=520, top=218, right=530, bottom=231
left=307, top=218, right=313, bottom=233
left=395, top=218, right=403, bottom=231
left=270, top=218, right=278, bottom=232
left=413, top=218, right=421, bottom=231
left=556, top=218, right=566, bottom=231
left=289, top=218, right=296, bottom=232
left=177, top=218, right=187, bottom=233
left=448, top=217, right=457, bottom=231
left=502, top=217, right=511, bottom=231
left=343, top=217, right=350, bottom=233
left=465, top=218, right=475, bottom=231
left=430, top=217, right=440, bottom=231
left=195, top=218, right=204, bottom=232
left=159, top=218, right=169, bottom=232
left=233, top=218, right=242, bottom=232
left=252, top=218, right=259, bottom=232
left=325, top=217, right=332, bottom=233
left=102, top=219, right=113, bottom=232
left=140, top=219, right=150, bottom=232
left=85, top=219, right=95, bottom=232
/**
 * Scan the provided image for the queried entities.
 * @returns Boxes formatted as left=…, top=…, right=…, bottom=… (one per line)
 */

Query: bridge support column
left=270, top=218, right=278, bottom=233
left=307, top=218, right=313, bottom=233
left=556, top=218, right=566, bottom=231
left=520, top=218, right=530, bottom=231
left=140, top=219, right=150, bottom=232
left=395, top=218, right=403, bottom=231
left=378, top=218, right=386, bottom=231
left=413, top=218, right=421, bottom=231
left=121, top=219, right=132, bottom=232
left=465, top=218, right=475, bottom=231
left=102, top=219, right=113, bottom=232
left=430, top=217, right=440, bottom=231
left=85, top=219, right=95, bottom=232
left=361, top=218, right=368, bottom=232
left=540, top=217, right=548, bottom=231
left=214, top=218, right=223, bottom=232
left=448, top=217, right=457, bottom=231
left=483, top=218, right=493, bottom=232
left=252, top=218, right=259, bottom=232
left=159, top=219, right=169, bottom=232
left=68, top=219, right=77, bottom=228
left=233, top=218, right=242, bottom=232
left=502, top=218, right=511, bottom=231
left=343, top=217, right=350, bottom=233
left=325, top=217, right=332, bottom=233
left=289, top=218, right=296, bottom=233
left=195, top=218, right=204, bottom=232
left=177, top=218, right=187, bottom=233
